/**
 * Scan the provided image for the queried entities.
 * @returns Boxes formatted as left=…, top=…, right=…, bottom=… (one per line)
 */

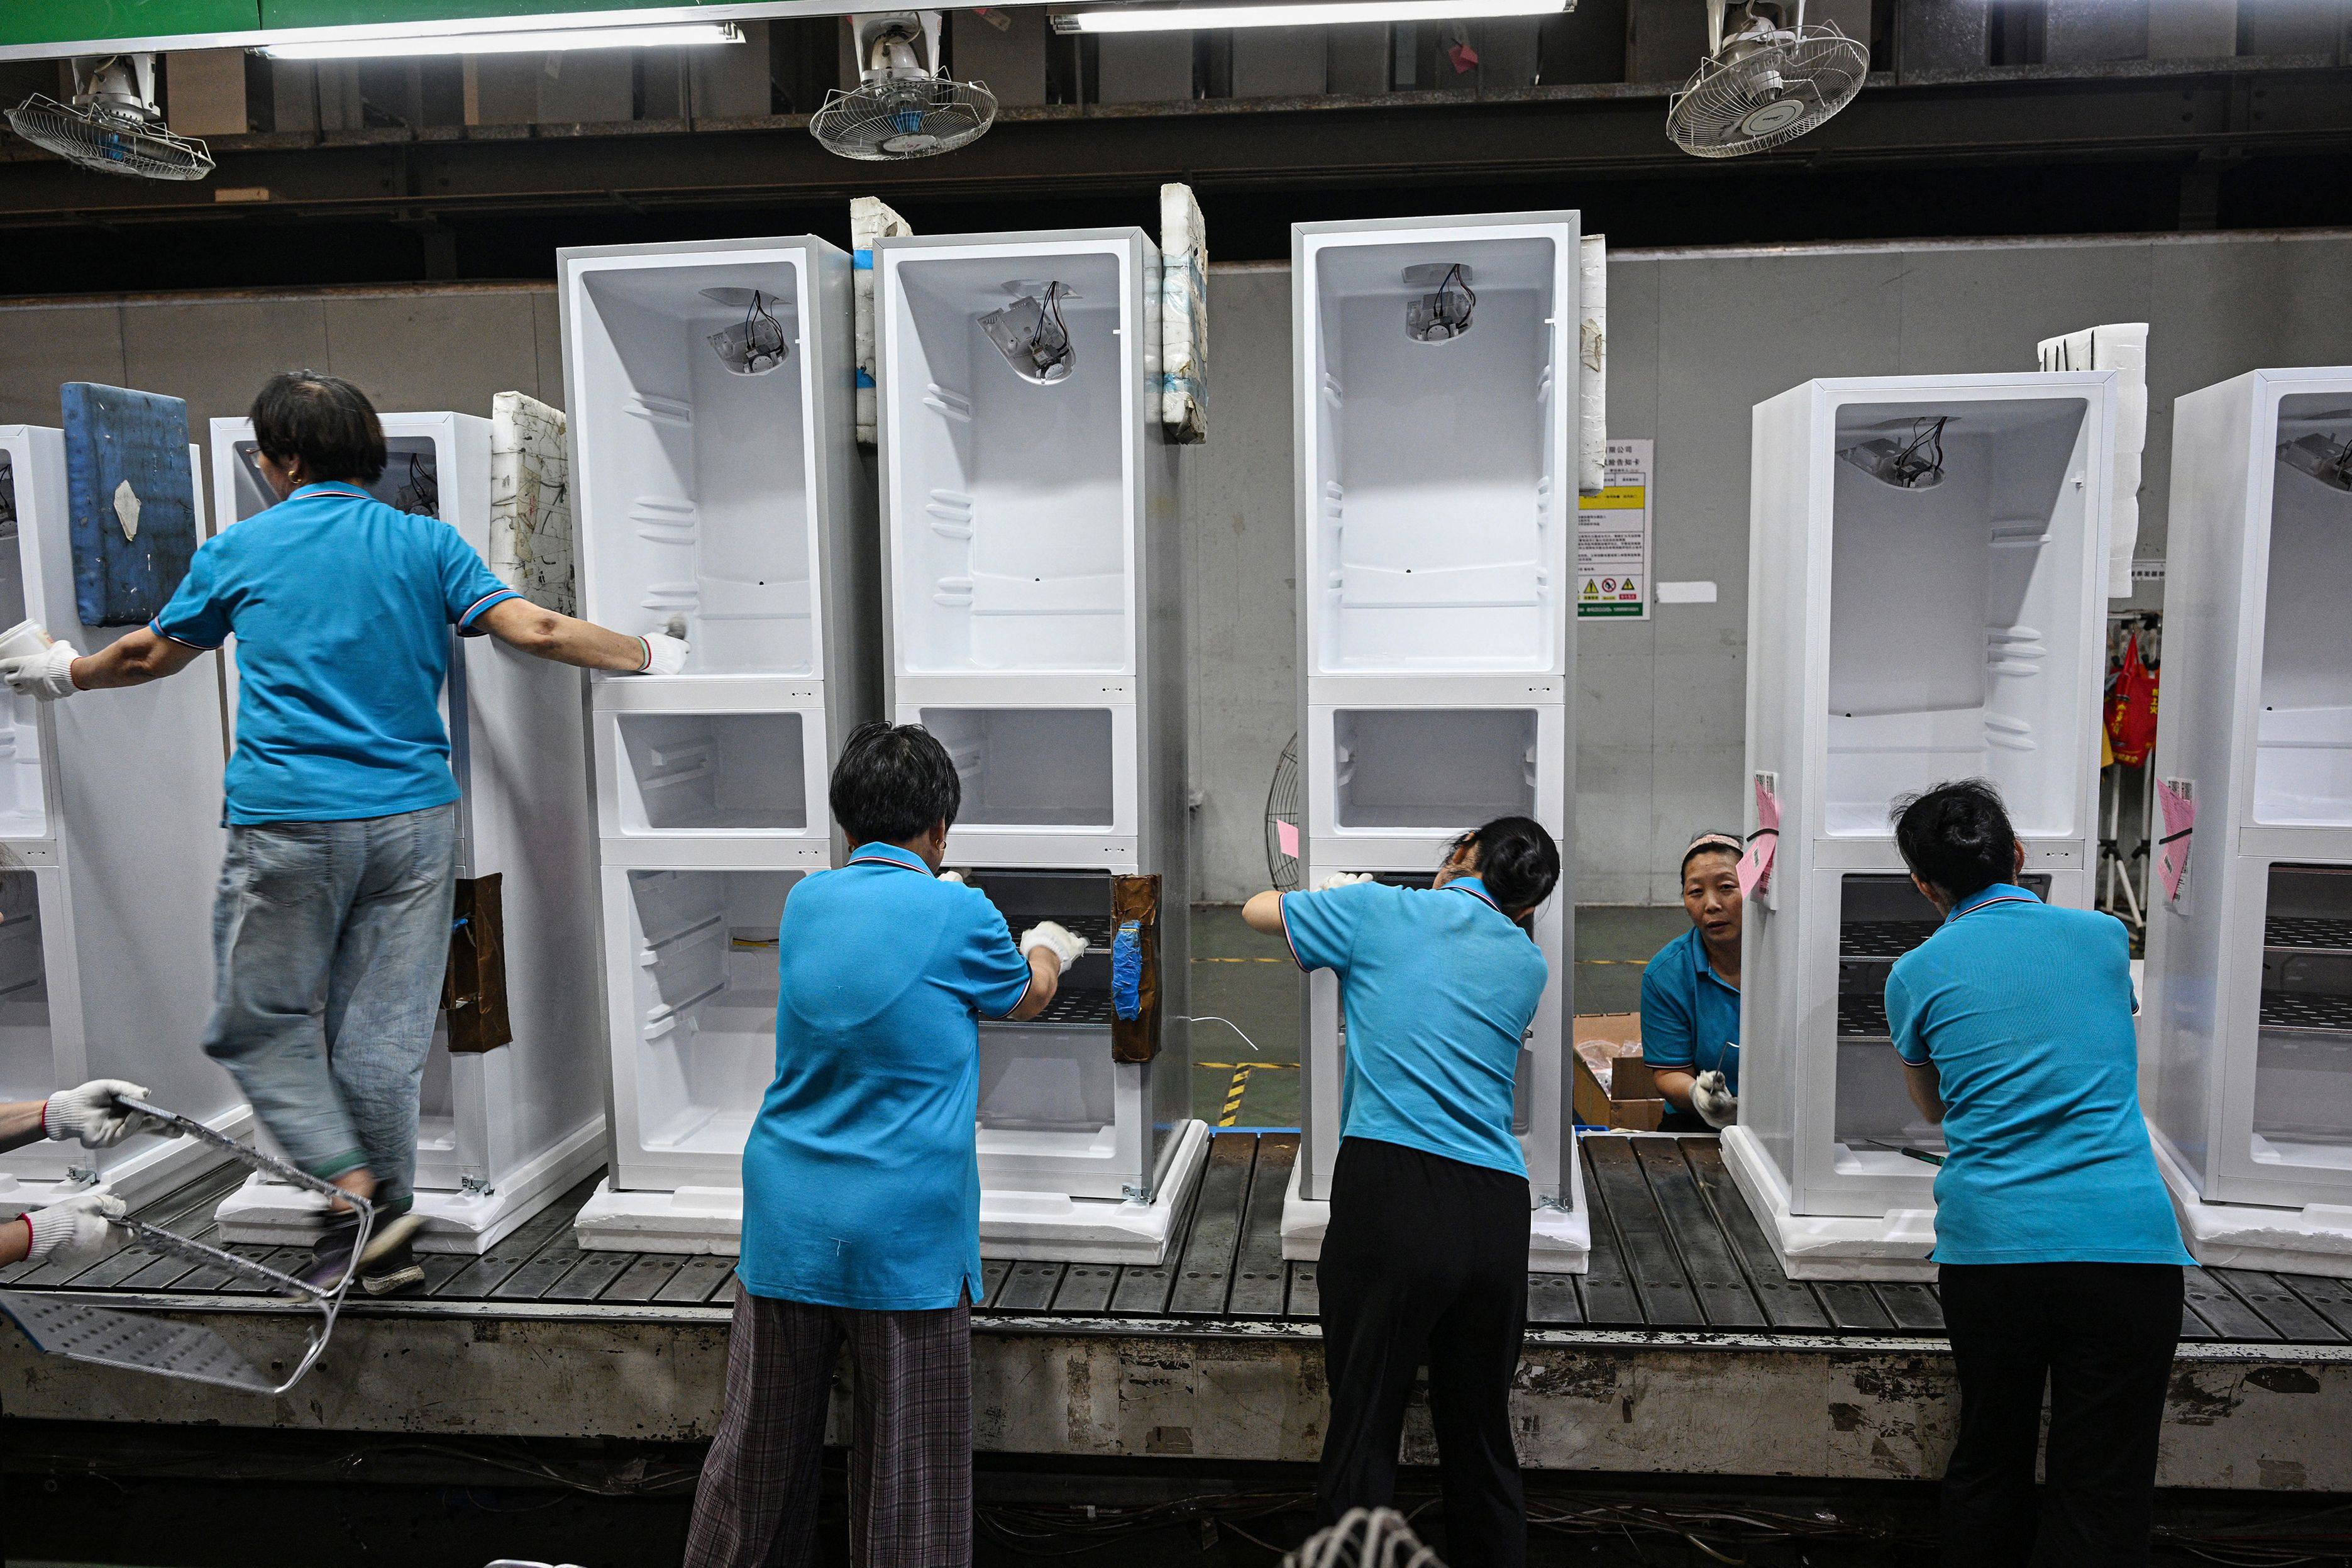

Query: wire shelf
left=1837, top=993, right=1891, bottom=1041
left=1027, top=988, right=1116, bottom=1028
left=2267, top=917, right=2352, bottom=956
left=1840, top=921, right=1940, bottom=959
left=2261, top=991, right=2352, bottom=1035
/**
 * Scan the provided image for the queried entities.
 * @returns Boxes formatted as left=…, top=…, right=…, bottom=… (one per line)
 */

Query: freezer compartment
left=967, top=870, right=1117, bottom=1134
left=0, top=870, right=50, bottom=1105
left=573, top=256, right=817, bottom=676
left=1305, top=231, right=1564, bottom=676
left=2251, top=863, right=2352, bottom=1167
left=612, top=711, right=810, bottom=833
left=925, top=707, right=1115, bottom=829
left=2254, top=395, right=2352, bottom=827
left=1328, top=708, right=1537, bottom=831
left=886, top=248, right=1132, bottom=676
left=1829, top=874, right=1948, bottom=1165
left=618, top=868, right=797, bottom=1159
left=1825, top=396, right=2094, bottom=839
left=0, top=458, right=47, bottom=837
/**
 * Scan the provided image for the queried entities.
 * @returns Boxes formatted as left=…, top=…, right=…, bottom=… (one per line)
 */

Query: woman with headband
left=1639, top=831, right=1747, bottom=1130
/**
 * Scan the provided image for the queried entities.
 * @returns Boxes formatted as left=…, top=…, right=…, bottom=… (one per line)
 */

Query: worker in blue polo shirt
left=1640, top=831, right=1747, bottom=1130
left=1885, top=780, right=2190, bottom=1568
left=1242, top=815, right=1560, bottom=1568
left=685, top=721, right=1082, bottom=1568
left=0, top=370, right=682, bottom=1297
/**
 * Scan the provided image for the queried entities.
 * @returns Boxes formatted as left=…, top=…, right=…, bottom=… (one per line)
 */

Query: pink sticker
left=1276, top=818, right=1300, bottom=861
left=1738, top=777, right=1780, bottom=898
left=2157, top=781, right=2195, bottom=902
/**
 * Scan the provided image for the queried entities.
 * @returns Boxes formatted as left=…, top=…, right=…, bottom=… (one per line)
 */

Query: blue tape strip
left=855, top=368, right=875, bottom=388
left=853, top=248, right=874, bottom=269
left=1111, top=920, right=1143, bottom=1021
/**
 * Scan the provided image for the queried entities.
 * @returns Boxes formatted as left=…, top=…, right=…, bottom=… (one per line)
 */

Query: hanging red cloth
left=2107, top=630, right=2159, bottom=768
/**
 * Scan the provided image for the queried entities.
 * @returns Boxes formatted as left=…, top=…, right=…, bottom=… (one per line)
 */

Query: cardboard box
left=1572, top=1013, right=1667, bottom=1132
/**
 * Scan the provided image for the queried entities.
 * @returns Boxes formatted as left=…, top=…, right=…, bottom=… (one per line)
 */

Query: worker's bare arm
left=1651, top=1066, right=1699, bottom=1115
left=475, top=597, right=664, bottom=673
left=1005, top=949, right=1061, bottom=1023
left=1241, top=890, right=1287, bottom=936
left=1902, top=1059, right=1945, bottom=1124
left=69, top=628, right=204, bottom=690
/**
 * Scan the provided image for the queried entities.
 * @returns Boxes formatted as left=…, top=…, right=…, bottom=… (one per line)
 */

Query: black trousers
left=1938, top=1262, right=2184, bottom=1568
left=1317, top=1137, right=1531, bottom=1568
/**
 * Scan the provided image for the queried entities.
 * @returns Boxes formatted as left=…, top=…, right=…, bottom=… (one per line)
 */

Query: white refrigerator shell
left=0, top=426, right=240, bottom=1217
left=1722, top=372, right=2118, bottom=1279
left=2144, top=367, right=2352, bottom=1275
left=205, top=412, right=606, bottom=1254
left=558, top=236, right=877, bottom=1254
left=1281, top=213, right=1588, bottom=1273
left=876, top=228, right=1207, bottom=1263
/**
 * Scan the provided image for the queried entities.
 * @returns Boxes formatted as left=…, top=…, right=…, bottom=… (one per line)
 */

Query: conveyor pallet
left=4, top=1134, right=2346, bottom=1348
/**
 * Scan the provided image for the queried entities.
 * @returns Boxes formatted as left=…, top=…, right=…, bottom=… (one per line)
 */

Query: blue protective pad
left=1112, top=919, right=1144, bottom=1021
left=61, top=382, right=198, bottom=627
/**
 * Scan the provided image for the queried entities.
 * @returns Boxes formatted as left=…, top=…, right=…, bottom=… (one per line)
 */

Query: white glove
left=0, top=641, right=81, bottom=700
left=937, top=869, right=966, bottom=885
left=1691, top=1069, right=1738, bottom=1130
left=45, top=1079, right=179, bottom=1148
left=1019, top=920, right=1088, bottom=971
left=21, top=1187, right=126, bottom=1268
left=1313, top=872, right=1376, bottom=892
left=633, top=632, right=690, bottom=676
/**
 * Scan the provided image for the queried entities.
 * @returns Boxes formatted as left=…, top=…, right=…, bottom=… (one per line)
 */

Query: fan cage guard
left=810, top=77, right=998, bottom=161
left=1265, top=732, right=1301, bottom=892
left=6, top=93, right=214, bottom=180
left=1665, top=24, right=1868, bottom=158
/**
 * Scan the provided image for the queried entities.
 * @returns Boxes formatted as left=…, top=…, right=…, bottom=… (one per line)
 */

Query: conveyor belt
left=2267, top=917, right=2352, bottom=955
left=1837, top=992, right=1891, bottom=1039
left=2261, top=991, right=2352, bottom=1034
left=6, top=1134, right=2349, bottom=1348
left=1839, top=920, right=1939, bottom=959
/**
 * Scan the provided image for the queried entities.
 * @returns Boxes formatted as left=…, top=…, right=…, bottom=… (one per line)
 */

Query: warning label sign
left=1577, top=439, right=1651, bottom=621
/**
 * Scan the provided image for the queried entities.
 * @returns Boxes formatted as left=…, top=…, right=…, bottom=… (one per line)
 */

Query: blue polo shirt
left=1887, top=884, right=2190, bottom=1268
left=739, top=844, right=1036, bottom=1311
left=152, top=482, right=519, bottom=825
left=1280, top=877, right=1547, bottom=1178
left=1640, top=927, right=1743, bottom=1091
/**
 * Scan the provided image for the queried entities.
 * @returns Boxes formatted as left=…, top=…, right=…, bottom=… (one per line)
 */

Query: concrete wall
left=4, top=228, right=2350, bottom=905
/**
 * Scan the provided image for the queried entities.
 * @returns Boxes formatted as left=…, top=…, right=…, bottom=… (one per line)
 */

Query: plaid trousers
left=683, top=1288, right=973, bottom=1568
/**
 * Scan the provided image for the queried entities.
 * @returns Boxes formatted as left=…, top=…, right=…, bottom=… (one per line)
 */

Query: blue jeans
left=201, top=803, right=458, bottom=1213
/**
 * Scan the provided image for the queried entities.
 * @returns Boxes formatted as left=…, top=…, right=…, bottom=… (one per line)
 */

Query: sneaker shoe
left=288, top=1208, right=424, bottom=1298
left=359, top=1234, right=426, bottom=1296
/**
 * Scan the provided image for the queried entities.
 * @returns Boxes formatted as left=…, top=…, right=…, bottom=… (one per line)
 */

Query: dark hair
left=1891, top=779, right=2017, bottom=902
left=249, top=371, right=387, bottom=485
left=829, top=721, right=961, bottom=847
left=1454, top=815, right=1561, bottom=915
left=1680, top=831, right=1744, bottom=877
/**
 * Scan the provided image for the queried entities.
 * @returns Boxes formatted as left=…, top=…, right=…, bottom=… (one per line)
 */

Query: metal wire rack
left=1029, top=988, right=1117, bottom=1027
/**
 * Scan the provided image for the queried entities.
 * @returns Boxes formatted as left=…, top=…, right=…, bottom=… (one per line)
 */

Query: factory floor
left=1186, top=903, right=1689, bottom=1129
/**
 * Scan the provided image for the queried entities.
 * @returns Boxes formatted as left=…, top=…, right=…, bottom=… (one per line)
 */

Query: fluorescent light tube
left=259, top=21, right=742, bottom=58
left=1054, top=0, right=1565, bottom=31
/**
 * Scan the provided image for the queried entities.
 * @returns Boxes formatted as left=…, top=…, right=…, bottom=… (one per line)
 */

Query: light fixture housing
left=257, top=20, right=741, bottom=59
left=1052, top=0, right=1566, bottom=32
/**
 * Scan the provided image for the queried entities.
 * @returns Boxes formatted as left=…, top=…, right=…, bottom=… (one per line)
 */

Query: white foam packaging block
left=852, top=195, right=914, bottom=446
left=1579, top=234, right=1607, bottom=496
left=1159, top=181, right=1207, bottom=443
left=2038, top=321, right=2148, bottom=597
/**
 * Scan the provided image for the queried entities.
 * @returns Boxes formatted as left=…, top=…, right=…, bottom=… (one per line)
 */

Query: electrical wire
left=1176, top=1014, right=1266, bottom=1056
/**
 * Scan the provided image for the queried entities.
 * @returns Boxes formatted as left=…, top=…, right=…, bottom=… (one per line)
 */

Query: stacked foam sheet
left=2038, top=323, right=2148, bottom=597
left=853, top=196, right=915, bottom=447
left=1159, top=182, right=1207, bottom=443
